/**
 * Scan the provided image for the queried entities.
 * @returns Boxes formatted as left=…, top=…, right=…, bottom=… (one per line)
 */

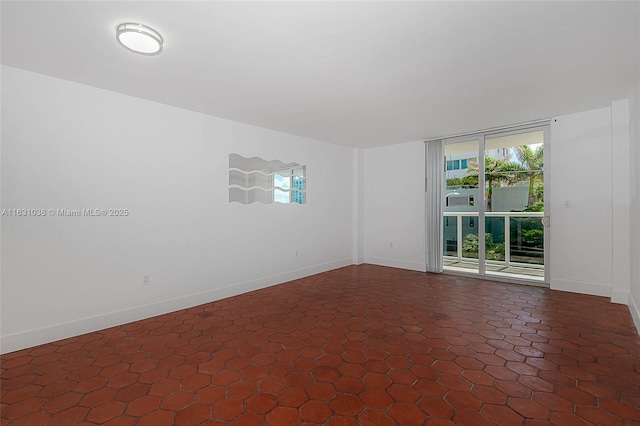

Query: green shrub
left=461, top=233, right=505, bottom=260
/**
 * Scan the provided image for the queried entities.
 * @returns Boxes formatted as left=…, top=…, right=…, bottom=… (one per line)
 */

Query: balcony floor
left=444, top=259, right=545, bottom=281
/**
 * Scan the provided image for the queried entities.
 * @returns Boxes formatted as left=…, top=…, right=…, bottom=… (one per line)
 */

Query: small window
left=461, top=159, right=468, bottom=169
left=446, top=160, right=461, bottom=171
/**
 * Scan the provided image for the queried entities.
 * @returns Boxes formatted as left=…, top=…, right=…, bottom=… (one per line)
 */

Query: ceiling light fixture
left=116, top=23, right=163, bottom=55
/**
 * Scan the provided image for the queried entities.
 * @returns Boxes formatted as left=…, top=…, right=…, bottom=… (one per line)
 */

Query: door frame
left=442, top=123, right=550, bottom=284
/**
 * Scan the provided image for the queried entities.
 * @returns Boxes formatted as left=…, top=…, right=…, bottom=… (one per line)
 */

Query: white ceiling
left=2, top=1, right=638, bottom=148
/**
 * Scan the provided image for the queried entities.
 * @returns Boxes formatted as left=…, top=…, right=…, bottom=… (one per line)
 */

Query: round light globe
left=116, top=23, right=163, bottom=55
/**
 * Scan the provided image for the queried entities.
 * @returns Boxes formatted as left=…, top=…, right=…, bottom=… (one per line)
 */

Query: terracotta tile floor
left=2, top=264, right=640, bottom=425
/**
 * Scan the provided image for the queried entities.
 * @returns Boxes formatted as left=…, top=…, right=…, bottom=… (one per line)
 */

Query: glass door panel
left=443, top=139, right=480, bottom=274
left=484, top=130, right=545, bottom=281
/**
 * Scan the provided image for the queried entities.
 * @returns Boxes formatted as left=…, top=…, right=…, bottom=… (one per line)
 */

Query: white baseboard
left=629, top=292, right=640, bottom=335
left=611, top=290, right=630, bottom=305
left=353, top=256, right=365, bottom=265
left=364, top=256, right=426, bottom=273
left=0, top=258, right=353, bottom=354
left=550, top=278, right=611, bottom=298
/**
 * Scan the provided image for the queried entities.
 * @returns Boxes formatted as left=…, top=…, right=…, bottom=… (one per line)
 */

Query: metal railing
left=443, top=211, right=544, bottom=268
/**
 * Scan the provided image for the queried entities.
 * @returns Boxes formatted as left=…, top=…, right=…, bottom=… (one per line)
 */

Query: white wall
left=549, top=108, right=613, bottom=296
left=629, top=80, right=640, bottom=331
left=352, top=148, right=365, bottom=264
left=363, top=141, right=425, bottom=271
left=0, top=66, right=354, bottom=353
left=611, top=99, right=631, bottom=304
left=549, top=104, right=633, bottom=303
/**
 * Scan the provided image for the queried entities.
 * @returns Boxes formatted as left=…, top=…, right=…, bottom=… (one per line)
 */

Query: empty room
left=1, top=1, right=639, bottom=425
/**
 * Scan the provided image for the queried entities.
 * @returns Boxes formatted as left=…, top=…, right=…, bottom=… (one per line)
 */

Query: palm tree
left=514, top=145, right=544, bottom=206
left=466, top=157, right=524, bottom=211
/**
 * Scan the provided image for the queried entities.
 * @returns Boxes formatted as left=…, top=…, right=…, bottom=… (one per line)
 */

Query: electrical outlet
left=143, top=274, right=150, bottom=285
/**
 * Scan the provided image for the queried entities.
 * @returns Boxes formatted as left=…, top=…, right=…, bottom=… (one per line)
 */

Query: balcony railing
left=443, top=211, right=544, bottom=269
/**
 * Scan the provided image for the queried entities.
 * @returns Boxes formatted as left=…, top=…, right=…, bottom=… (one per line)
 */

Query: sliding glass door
left=443, top=126, right=548, bottom=283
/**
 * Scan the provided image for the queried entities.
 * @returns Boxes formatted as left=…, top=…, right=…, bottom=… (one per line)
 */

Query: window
left=446, top=160, right=460, bottom=171
left=461, top=159, right=468, bottom=169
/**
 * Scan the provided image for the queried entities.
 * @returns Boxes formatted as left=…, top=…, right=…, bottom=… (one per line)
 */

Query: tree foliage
left=446, top=176, right=479, bottom=188
left=461, top=145, right=544, bottom=211
left=465, top=157, right=524, bottom=211
left=514, top=145, right=544, bottom=206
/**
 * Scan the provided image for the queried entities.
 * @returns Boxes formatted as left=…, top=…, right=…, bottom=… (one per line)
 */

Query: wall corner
left=352, top=147, right=365, bottom=264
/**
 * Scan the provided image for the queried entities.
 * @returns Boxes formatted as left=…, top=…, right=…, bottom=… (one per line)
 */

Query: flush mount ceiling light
left=116, top=23, right=163, bottom=55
